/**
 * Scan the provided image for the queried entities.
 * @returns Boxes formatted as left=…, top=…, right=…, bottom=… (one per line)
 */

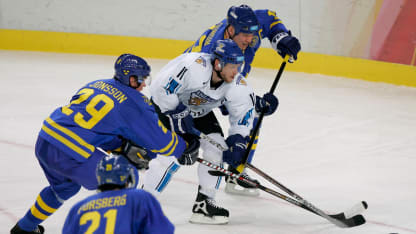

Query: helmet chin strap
left=211, top=60, right=226, bottom=88
left=213, top=60, right=225, bottom=80
left=129, top=76, right=141, bottom=89
left=226, top=26, right=235, bottom=40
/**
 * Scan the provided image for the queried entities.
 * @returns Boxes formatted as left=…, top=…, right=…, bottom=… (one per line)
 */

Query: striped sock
left=18, top=187, right=62, bottom=231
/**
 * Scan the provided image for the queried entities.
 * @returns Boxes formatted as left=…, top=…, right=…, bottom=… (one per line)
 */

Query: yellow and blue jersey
left=62, top=188, right=174, bottom=234
left=39, top=78, right=185, bottom=162
left=184, top=9, right=288, bottom=77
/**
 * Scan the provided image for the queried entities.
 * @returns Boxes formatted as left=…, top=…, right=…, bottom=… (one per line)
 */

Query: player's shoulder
left=126, top=188, right=159, bottom=202
left=69, top=192, right=101, bottom=211
left=184, top=53, right=212, bottom=82
left=254, top=9, right=274, bottom=18
left=234, top=73, right=250, bottom=87
left=226, top=74, right=253, bottom=97
left=183, top=53, right=211, bottom=67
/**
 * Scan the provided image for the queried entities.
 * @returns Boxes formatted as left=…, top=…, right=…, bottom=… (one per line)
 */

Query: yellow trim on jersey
left=41, top=125, right=91, bottom=158
left=36, top=195, right=57, bottom=213
left=30, top=205, right=48, bottom=220
left=270, top=20, right=282, bottom=29
left=45, top=117, right=95, bottom=152
left=150, top=132, right=179, bottom=155
left=164, top=132, right=180, bottom=156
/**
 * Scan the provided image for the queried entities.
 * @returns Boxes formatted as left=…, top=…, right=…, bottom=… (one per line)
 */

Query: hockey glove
left=164, top=103, right=195, bottom=134
left=223, top=134, right=250, bottom=168
left=255, top=93, right=279, bottom=116
left=121, top=141, right=156, bottom=170
left=219, top=104, right=229, bottom=116
left=177, top=133, right=200, bottom=165
left=271, top=31, right=301, bottom=63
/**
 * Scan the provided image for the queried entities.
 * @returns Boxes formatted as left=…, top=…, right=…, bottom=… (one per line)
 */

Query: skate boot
left=10, top=223, right=44, bottom=234
left=189, top=189, right=229, bottom=224
left=225, top=167, right=260, bottom=197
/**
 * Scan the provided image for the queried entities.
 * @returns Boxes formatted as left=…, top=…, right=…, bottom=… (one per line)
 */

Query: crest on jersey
left=250, top=34, right=260, bottom=47
left=188, top=91, right=216, bottom=106
left=236, top=74, right=247, bottom=86
left=195, top=56, right=207, bottom=67
left=142, top=95, right=152, bottom=106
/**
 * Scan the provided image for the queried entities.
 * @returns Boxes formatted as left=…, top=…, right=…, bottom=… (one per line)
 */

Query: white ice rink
left=1, top=50, right=415, bottom=234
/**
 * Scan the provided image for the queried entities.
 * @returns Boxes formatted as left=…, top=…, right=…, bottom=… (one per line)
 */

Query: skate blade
left=189, top=213, right=229, bottom=225
left=225, top=182, right=260, bottom=197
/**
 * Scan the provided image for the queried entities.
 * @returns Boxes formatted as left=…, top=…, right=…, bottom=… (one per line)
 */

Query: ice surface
left=1, top=50, right=415, bottom=233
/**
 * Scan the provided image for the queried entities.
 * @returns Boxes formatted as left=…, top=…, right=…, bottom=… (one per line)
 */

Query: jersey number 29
left=62, top=88, right=114, bottom=129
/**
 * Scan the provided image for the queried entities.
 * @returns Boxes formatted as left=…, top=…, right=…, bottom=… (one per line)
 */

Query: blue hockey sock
left=18, top=186, right=63, bottom=231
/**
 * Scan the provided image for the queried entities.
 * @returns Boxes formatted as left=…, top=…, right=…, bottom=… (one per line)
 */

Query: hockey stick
left=198, top=158, right=366, bottom=228
left=236, top=55, right=290, bottom=173
left=195, top=56, right=289, bottom=155
left=197, top=124, right=368, bottom=220
left=245, top=162, right=368, bottom=220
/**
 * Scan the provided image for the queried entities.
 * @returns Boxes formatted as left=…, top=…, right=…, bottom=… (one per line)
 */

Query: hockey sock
left=17, top=186, right=63, bottom=231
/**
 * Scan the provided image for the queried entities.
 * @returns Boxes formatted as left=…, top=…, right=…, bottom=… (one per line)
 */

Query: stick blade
left=340, top=214, right=366, bottom=228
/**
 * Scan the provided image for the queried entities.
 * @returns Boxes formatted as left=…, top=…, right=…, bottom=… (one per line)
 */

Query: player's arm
left=255, top=9, right=301, bottom=62
left=122, top=96, right=199, bottom=167
left=222, top=80, right=256, bottom=167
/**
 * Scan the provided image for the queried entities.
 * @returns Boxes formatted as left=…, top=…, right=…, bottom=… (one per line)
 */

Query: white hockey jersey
left=150, top=52, right=255, bottom=137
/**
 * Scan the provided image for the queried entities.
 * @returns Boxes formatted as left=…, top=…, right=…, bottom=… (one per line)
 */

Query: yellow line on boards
left=1, top=29, right=415, bottom=87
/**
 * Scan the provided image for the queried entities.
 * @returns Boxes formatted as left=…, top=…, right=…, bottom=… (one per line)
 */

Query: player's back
left=62, top=188, right=174, bottom=234
left=39, top=78, right=151, bottom=161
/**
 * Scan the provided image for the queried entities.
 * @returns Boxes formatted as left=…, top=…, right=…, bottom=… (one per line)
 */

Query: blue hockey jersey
left=62, top=188, right=174, bottom=234
left=39, top=78, right=185, bottom=162
left=184, top=9, right=288, bottom=77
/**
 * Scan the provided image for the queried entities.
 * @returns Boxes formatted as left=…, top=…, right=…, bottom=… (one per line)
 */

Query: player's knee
left=200, top=133, right=226, bottom=163
left=52, top=182, right=81, bottom=201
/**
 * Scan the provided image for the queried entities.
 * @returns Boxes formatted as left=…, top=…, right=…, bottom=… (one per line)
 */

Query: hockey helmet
left=227, top=5, right=259, bottom=35
left=114, top=53, right=151, bottom=86
left=96, top=154, right=138, bottom=188
left=212, top=39, right=244, bottom=67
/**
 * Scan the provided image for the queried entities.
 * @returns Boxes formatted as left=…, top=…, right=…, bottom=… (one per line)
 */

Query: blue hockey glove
left=177, top=133, right=200, bottom=165
left=164, top=103, right=195, bottom=134
left=121, top=141, right=156, bottom=170
left=271, top=31, right=301, bottom=63
left=219, top=104, right=229, bottom=116
left=223, top=134, right=250, bottom=168
left=255, top=93, right=279, bottom=116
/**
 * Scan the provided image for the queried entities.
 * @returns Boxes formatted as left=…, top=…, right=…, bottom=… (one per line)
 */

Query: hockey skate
left=189, top=189, right=229, bottom=225
left=10, top=223, right=44, bottom=234
left=225, top=167, right=260, bottom=197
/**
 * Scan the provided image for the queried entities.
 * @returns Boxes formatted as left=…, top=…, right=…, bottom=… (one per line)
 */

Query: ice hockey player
left=10, top=54, right=199, bottom=234
left=184, top=4, right=300, bottom=196
left=62, top=154, right=174, bottom=233
left=142, top=39, right=267, bottom=224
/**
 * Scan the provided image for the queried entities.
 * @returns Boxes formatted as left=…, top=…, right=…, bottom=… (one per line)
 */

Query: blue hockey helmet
left=114, top=53, right=151, bottom=86
left=96, top=154, right=138, bottom=188
left=227, top=5, right=259, bottom=35
left=212, top=39, right=245, bottom=67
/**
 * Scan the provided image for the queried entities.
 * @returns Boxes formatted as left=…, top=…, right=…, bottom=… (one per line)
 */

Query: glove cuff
left=271, top=31, right=289, bottom=52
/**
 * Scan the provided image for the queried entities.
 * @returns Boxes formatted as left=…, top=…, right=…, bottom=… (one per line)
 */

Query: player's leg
left=225, top=116, right=260, bottom=196
left=142, top=155, right=180, bottom=197
left=141, top=101, right=182, bottom=197
left=11, top=137, right=81, bottom=234
left=189, top=112, right=229, bottom=224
